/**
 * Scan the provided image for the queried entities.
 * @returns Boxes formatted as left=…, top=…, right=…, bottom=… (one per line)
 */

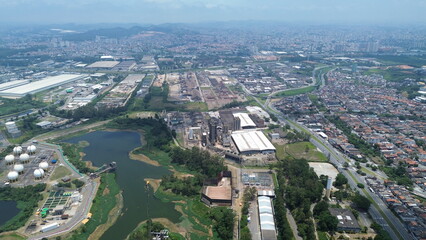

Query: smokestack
left=326, top=177, right=332, bottom=199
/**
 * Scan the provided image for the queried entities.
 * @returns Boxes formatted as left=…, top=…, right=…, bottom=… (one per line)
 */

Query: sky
left=0, top=0, right=425, bottom=25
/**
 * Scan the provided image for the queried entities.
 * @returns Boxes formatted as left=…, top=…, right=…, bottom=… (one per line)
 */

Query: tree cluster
left=275, top=157, right=323, bottom=239
left=209, top=207, right=235, bottom=240
left=352, top=193, right=371, bottom=211
left=169, top=147, right=227, bottom=178
left=109, top=117, right=172, bottom=151
left=0, top=184, right=46, bottom=232
left=161, top=175, right=202, bottom=196
left=313, top=201, right=338, bottom=232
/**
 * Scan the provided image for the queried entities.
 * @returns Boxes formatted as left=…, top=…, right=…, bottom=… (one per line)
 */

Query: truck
left=41, top=222, right=59, bottom=233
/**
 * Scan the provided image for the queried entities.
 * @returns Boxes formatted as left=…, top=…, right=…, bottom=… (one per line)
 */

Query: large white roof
left=258, top=196, right=276, bottom=231
left=233, top=112, right=256, bottom=128
left=0, top=80, right=29, bottom=91
left=87, top=61, right=120, bottom=68
left=231, top=131, right=275, bottom=153
left=0, top=74, right=85, bottom=97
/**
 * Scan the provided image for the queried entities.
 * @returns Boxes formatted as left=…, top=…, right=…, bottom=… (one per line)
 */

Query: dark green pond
left=66, top=131, right=181, bottom=240
left=0, top=200, right=19, bottom=227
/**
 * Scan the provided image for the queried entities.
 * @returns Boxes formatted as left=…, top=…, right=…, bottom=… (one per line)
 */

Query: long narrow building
left=258, top=196, right=277, bottom=240
left=0, top=74, right=86, bottom=98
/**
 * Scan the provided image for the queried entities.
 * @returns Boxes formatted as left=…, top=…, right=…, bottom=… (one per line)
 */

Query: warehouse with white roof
left=258, top=196, right=277, bottom=240
left=231, top=131, right=275, bottom=154
left=0, top=80, right=29, bottom=91
left=0, top=74, right=86, bottom=98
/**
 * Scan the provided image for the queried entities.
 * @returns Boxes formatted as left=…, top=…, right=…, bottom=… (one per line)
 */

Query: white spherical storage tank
left=7, top=171, right=19, bottom=181
left=27, top=145, right=37, bottom=154
left=19, top=153, right=30, bottom=162
left=13, top=146, right=22, bottom=155
left=34, top=169, right=44, bottom=178
left=39, top=161, right=49, bottom=170
left=5, top=155, right=15, bottom=164
left=13, top=164, right=24, bottom=173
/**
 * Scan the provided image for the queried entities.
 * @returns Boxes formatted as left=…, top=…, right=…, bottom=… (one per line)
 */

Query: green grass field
left=50, top=166, right=72, bottom=180
left=275, top=141, right=328, bottom=162
left=274, top=86, right=316, bottom=98
left=0, top=233, right=26, bottom=240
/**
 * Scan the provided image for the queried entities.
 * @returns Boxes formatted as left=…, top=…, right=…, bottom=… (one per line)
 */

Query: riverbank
left=129, top=149, right=161, bottom=167
left=67, top=173, right=121, bottom=240
left=88, top=190, right=124, bottom=240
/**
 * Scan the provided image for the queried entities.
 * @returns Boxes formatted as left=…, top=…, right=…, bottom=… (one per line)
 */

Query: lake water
left=0, top=200, right=19, bottom=227
left=66, top=131, right=181, bottom=240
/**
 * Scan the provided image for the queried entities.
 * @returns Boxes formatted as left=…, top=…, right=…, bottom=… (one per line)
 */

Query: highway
left=239, top=64, right=413, bottom=240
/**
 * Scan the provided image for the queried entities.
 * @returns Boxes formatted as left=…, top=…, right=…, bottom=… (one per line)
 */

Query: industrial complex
left=0, top=74, right=87, bottom=98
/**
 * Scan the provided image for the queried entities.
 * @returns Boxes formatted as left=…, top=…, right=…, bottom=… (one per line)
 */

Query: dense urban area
left=0, top=22, right=426, bottom=240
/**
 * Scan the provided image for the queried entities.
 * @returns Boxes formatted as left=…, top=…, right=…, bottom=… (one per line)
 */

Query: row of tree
left=327, top=115, right=380, bottom=157
left=240, top=187, right=257, bottom=240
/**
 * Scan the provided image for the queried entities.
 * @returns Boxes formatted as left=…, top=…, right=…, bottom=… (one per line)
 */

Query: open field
left=275, top=141, right=327, bottom=162
left=0, top=233, right=26, bottom=240
left=50, top=165, right=72, bottom=180
left=274, top=86, right=316, bottom=98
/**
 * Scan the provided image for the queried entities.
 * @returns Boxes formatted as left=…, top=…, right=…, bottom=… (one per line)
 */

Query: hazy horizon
left=0, top=0, right=425, bottom=25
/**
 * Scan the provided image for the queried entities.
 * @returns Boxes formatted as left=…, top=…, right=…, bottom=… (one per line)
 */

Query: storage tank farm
left=7, top=171, right=19, bottom=182
left=4, top=154, right=15, bottom=165
left=1, top=143, right=52, bottom=185
left=13, top=164, right=24, bottom=174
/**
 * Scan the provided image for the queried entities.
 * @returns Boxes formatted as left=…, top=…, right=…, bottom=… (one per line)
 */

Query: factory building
left=0, top=74, right=87, bottom=98
left=209, top=117, right=219, bottom=144
left=231, top=131, right=276, bottom=154
left=233, top=116, right=241, bottom=131
left=201, top=171, right=232, bottom=207
left=5, top=121, right=21, bottom=138
left=0, top=80, right=29, bottom=91
left=258, top=196, right=277, bottom=240
left=233, top=112, right=256, bottom=129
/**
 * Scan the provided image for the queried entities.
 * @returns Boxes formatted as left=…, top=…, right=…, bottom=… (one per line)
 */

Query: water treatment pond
left=66, top=131, right=181, bottom=240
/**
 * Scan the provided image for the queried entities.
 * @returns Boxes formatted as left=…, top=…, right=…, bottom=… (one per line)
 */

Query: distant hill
left=62, top=24, right=197, bottom=41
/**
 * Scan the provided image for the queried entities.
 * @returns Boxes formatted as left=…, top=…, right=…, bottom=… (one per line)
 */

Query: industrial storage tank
left=13, top=146, right=22, bottom=155
left=13, top=164, right=24, bottom=173
left=39, top=161, right=49, bottom=170
left=34, top=169, right=44, bottom=179
left=5, top=155, right=15, bottom=164
left=27, top=145, right=37, bottom=154
left=19, top=153, right=30, bottom=163
left=7, top=171, right=19, bottom=181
